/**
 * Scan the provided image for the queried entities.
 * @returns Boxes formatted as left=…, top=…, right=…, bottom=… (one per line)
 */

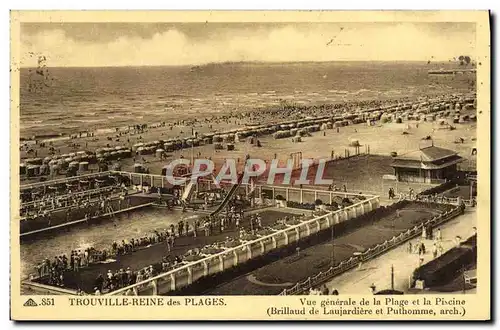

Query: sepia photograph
left=10, top=10, right=490, bottom=320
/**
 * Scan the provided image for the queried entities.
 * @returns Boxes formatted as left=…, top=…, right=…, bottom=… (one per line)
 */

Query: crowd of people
left=407, top=225, right=445, bottom=266
left=33, top=205, right=311, bottom=294
left=308, top=285, right=339, bottom=295
left=20, top=185, right=125, bottom=218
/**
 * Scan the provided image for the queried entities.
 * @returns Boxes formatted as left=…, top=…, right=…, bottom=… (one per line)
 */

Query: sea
left=19, top=61, right=475, bottom=139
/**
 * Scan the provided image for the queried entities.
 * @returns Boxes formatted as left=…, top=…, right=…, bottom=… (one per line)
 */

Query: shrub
left=273, top=130, right=292, bottom=139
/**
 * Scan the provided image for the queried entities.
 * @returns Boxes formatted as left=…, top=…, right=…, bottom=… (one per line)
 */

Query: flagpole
left=191, top=130, right=195, bottom=167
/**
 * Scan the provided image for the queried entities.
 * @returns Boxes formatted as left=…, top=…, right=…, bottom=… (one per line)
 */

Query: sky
left=19, top=22, right=477, bottom=67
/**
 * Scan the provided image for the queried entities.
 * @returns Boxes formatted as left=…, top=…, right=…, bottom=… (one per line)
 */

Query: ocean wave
left=23, top=120, right=44, bottom=124
left=328, top=89, right=349, bottom=94
left=353, top=88, right=372, bottom=94
left=73, top=119, right=106, bottom=123
left=167, top=94, right=190, bottom=98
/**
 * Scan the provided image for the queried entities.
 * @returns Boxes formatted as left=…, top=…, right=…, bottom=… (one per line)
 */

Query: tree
left=458, top=55, right=465, bottom=66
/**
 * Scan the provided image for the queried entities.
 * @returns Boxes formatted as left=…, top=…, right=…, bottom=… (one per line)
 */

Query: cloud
left=20, top=23, right=476, bottom=67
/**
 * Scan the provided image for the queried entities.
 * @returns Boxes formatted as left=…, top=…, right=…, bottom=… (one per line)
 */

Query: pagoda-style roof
left=392, top=146, right=463, bottom=170
left=395, top=146, right=458, bottom=162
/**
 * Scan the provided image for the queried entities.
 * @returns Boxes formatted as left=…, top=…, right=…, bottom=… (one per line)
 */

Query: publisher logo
left=23, top=298, right=38, bottom=307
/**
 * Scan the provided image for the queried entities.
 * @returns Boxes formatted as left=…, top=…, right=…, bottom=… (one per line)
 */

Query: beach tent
left=87, top=154, right=97, bottom=164
left=26, top=158, right=43, bottom=165
left=134, top=163, right=145, bottom=173
left=39, top=164, right=49, bottom=175
left=425, top=114, right=436, bottom=122
left=49, top=164, right=60, bottom=176
left=132, top=143, right=145, bottom=152
left=79, top=162, right=89, bottom=172
left=69, top=161, right=80, bottom=169
left=136, top=147, right=146, bottom=155
left=156, top=149, right=165, bottom=158
left=164, top=142, right=175, bottom=152
left=224, top=134, right=235, bottom=143
left=26, top=165, right=40, bottom=177
left=120, top=149, right=132, bottom=158
left=98, top=163, right=109, bottom=172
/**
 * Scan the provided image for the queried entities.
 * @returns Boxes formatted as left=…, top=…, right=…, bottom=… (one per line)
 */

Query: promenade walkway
left=325, top=208, right=477, bottom=294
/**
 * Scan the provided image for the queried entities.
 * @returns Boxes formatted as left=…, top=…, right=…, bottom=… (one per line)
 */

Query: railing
left=20, top=186, right=121, bottom=209
left=466, top=174, right=477, bottom=181
left=20, top=171, right=113, bottom=191
left=107, top=196, right=379, bottom=296
left=260, top=185, right=375, bottom=200
left=107, top=172, right=377, bottom=204
left=412, top=195, right=476, bottom=207
left=20, top=202, right=155, bottom=237
left=278, top=204, right=462, bottom=295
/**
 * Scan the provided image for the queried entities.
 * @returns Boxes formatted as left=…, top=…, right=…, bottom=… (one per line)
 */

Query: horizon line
left=18, top=59, right=454, bottom=69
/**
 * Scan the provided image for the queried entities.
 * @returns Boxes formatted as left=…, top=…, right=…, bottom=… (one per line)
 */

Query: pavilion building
left=391, top=145, right=463, bottom=184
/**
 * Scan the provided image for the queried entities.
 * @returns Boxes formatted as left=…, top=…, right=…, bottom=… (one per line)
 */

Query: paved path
left=325, top=208, right=477, bottom=294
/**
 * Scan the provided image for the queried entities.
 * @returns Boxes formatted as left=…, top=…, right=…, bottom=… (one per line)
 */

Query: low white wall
left=109, top=196, right=380, bottom=296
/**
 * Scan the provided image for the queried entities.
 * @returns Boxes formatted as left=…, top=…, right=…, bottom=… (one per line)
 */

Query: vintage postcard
left=10, top=10, right=490, bottom=321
